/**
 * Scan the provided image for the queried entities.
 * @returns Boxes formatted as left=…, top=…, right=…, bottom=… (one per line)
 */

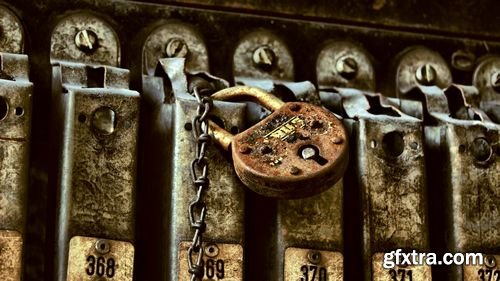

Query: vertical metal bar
left=416, top=85, right=500, bottom=281
left=52, top=62, right=139, bottom=281
left=328, top=90, right=431, bottom=281
left=278, top=182, right=344, bottom=280
left=0, top=53, right=32, bottom=281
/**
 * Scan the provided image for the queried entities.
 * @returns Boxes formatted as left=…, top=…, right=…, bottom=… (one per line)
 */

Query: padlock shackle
left=208, top=120, right=233, bottom=151
left=211, top=86, right=284, bottom=111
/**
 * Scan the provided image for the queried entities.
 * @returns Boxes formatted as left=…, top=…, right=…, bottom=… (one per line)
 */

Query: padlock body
left=231, top=102, right=348, bottom=198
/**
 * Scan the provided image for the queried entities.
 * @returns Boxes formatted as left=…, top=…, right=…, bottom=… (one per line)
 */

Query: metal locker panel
left=0, top=52, right=32, bottom=281
left=414, top=85, right=500, bottom=281
left=52, top=62, right=139, bottom=281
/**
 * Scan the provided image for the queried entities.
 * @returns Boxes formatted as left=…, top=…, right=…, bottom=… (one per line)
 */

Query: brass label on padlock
left=463, top=254, right=500, bottom=280
left=284, top=247, right=343, bottom=281
left=0, top=230, right=22, bottom=281
left=178, top=242, right=243, bottom=280
left=372, top=253, right=431, bottom=280
left=66, top=236, right=134, bottom=281
left=264, top=116, right=305, bottom=140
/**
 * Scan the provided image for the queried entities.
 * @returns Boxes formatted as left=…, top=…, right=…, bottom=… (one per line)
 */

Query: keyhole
left=299, top=145, right=328, bottom=166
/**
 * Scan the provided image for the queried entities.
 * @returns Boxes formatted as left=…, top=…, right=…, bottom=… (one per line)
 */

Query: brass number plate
left=178, top=242, right=243, bottom=280
left=284, top=247, right=343, bottom=281
left=463, top=254, right=500, bottom=281
left=67, top=236, right=134, bottom=281
left=0, top=230, right=22, bottom=281
left=372, top=253, right=431, bottom=280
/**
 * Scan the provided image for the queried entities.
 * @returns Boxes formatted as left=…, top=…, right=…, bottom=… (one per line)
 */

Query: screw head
left=252, top=46, right=275, bottom=71
left=332, top=137, right=343, bottom=144
left=75, top=29, right=98, bottom=53
left=335, top=56, right=358, bottom=80
left=290, top=166, right=301, bottom=175
left=490, top=72, right=500, bottom=93
left=415, top=64, right=437, bottom=86
left=165, top=38, right=189, bottom=58
left=95, top=240, right=111, bottom=254
left=471, top=137, right=492, bottom=162
left=91, top=107, right=116, bottom=136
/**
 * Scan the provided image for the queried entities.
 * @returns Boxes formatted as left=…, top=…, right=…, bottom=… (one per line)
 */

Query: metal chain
left=187, top=87, right=213, bottom=281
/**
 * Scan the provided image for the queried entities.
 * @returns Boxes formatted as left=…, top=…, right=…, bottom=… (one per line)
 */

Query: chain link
left=188, top=87, right=213, bottom=280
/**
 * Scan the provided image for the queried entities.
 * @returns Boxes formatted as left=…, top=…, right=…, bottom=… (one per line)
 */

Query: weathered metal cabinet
left=0, top=1, right=498, bottom=281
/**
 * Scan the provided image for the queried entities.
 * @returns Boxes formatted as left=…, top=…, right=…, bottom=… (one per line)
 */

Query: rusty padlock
left=208, top=86, right=348, bottom=198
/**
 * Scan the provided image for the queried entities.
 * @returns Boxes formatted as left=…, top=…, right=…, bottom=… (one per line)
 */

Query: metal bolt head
left=75, top=29, right=98, bottom=53
left=335, top=56, right=358, bottom=80
left=415, top=64, right=437, bottom=86
left=91, top=107, right=116, bottom=136
left=165, top=38, right=189, bottom=58
left=290, top=166, right=301, bottom=175
left=307, top=250, right=321, bottom=264
left=95, top=240, right=111, bottom=254
left=332, top=137, right=343, bottom=144
left=471, top=137, right=492, bottom=162
left=490, top=72, right=500, bottom=93
left=252, top=46, right=275, bottom=71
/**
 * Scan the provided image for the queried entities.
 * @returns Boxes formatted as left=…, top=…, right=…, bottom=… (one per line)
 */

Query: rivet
left=290, top=166, right=301, bottom=175
left=95, top=240, right=111, bottom=254
left=307, top=250, right=321, bottom=264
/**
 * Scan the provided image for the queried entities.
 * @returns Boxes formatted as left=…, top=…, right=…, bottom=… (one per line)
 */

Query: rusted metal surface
left=231, top=101, right=348, bottom=198
left=284, top=247, right=343, bottom=281
left=278, top=181, right=344, bottom=280
left=372, top=253, right=431, bottom=281
left=130, top=0, right=500, bottom=40
left=316, top=41, right=375, bottom=91
left=142, top=21, right=209, bottom=75
left=463, top=254, right=500, bottom=280
left=331, top=89, right=429, bottom=280
left=164, top=58, right=246, bottom=280
left=0, top=53, right=31, bottom=281
left=50, top=12, right=120, bottom=66
left=0, top=5, right=23, bottom=54
left=67, top=236, right=134, bottom=281
left=0, top=53, right=31, bottom=233
left=53, top=62, right=139, bottom=281
left=409, top=85, right=499, bottom=280
left=178, top=242, right=243, bottom=280
left=0, top=230, right=22, bottom=281
left=233, top=29, right=294, bottom=83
